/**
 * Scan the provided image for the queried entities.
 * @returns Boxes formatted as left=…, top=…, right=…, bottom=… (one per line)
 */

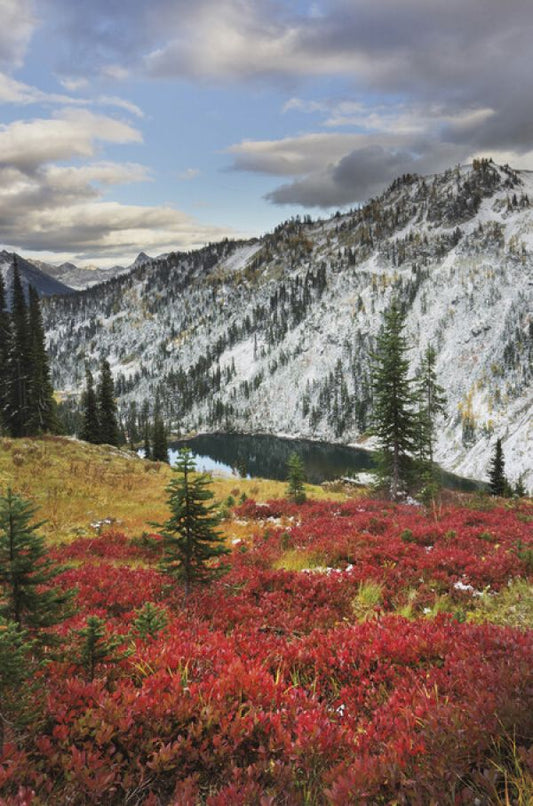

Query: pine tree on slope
left=370, top=300, right=418, bottom=500
left=0, top=490, right=73, bottom=638
left=126, top=400, right=140, bottom=450
left=0, top=617, right=34, bottom=758
left=488, top=438, right=507, bottom=497
left=80, top=367, right=100, bottom=444
left=7, top=261, right=31, bottom=437
left=97, top=358, right=120, bottom=446
left=27, top=286, right=58, bottom=434
left=152, top=406, right=169, bottom=463
left=416, top=344, right=447, bottom=467
left=141, top=399, right=152, bottom=459
left=154, top=448, right=229, bottom=599
left=286, top=452, right=307, bottom=503
left=0, top=275, right=11, bottom=434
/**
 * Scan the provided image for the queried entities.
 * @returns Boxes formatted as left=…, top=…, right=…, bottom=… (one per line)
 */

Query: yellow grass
left=273, top=549, right=325, bottom=572
left=0, top=436, right=348, bottom=544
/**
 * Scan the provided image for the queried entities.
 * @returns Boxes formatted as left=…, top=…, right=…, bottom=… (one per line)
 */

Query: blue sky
left=0, top=0, right=531, bottom=266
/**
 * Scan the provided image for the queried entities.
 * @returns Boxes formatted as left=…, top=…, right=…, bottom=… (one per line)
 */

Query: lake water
left=169, top=432, right=483, bottom=491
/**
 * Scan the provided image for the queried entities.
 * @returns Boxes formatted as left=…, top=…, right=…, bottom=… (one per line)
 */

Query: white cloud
left=0, top=194, right=238, bottom=260
left=0, top=0, right=36, bottom=68
left=283, top=96, right=496, bottom=135
left=227, top=99, right=513, bottom=207
left=0, top=108, right=142, bottom=170
left=44, top=161, right=151, bottom=191
left=0, top=72, right=82, bottom=106
left=0, top=72, right=145, bottom=119
left=59, top=76, right=90, bottom=92
left=96, top=95, right=144, bottom=118
left=226, top=133, right=370, bottom=176
left=0, top=105, right=237, bottom=261
left=144, top=2, right=370, bottom=81
left=100, top=64, right=130, bottom=81
left=178, top=168, right=200, bottom=180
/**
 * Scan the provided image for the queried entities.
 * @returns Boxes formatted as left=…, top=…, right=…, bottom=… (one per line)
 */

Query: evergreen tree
left=0, top=490, right=73, bottom=637
left=27, top=286, right=58, bottom=434
left=126, top=400, right=140, bottom=449
left=97, top=358, right=120, bottom=446
left=0, top=275, right=11, bottom=435
left=154, top=448, right=229, bottom=599
left=370, top=301, right=417, bottom=500
left=513, top=474, right=527, bottom=498
left=72, top=615, right=128, bottom=682
left=143, top=427, right=152, bottom=461
left=0, top=269, right=58, bottom=437
left=152, top=401, right=169, bottom=463
left=141, top=399, right=151, bottom=459
left=80, top=367, right=100, bottom=443
left=488, top=438, right=507, bottom=496
left=0, top=618, right=34, bottom=758
left=416, top=345, right=446, bottom=466
left=415, top=344, right=446, bottom=502
left=7, top=261, right=31, bottom=437
left=132, top=602, right=168, bottom=640
left=286, top=452, right=307, bottom=503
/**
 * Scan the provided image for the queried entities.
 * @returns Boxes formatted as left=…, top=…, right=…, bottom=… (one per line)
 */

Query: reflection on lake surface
left=169, top=432, right=483, bottom=491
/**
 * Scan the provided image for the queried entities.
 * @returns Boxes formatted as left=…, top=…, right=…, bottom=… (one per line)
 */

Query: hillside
left=0, top=251, right=74, bottom=302
left=41, top=159, right=532, bottom=488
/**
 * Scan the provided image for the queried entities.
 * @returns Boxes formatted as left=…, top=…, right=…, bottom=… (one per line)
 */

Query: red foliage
left=1, top=499, right=531, bottom=804
left=57, top=563, right=167, bottom=620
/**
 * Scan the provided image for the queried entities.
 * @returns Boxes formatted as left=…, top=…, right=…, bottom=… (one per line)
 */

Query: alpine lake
left=168, top=432, right=484, bottom=492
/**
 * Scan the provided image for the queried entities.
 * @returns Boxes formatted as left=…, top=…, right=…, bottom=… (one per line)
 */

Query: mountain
left=27, top=257, right=135, bottom=291
left=41, top=159, right=533, bottom=489
left=0, top=250, right=74, bottom=302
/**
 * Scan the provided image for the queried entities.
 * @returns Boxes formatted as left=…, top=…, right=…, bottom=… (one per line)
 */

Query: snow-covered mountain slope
left=0, top=251, right=74, bottom=301
left=42, top=160, right=533, bottom=489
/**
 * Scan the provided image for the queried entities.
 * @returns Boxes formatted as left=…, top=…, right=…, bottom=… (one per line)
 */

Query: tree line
left=0, top=263, right=169, bottom=461
left=0, top=262, right=58, bottom=437
left=79, top=367, right=169, bottom=461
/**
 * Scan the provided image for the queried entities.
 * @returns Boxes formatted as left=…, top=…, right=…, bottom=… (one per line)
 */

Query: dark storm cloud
left=265, top=145, right=418, bottom=207
left=264, top=143, right=467, bottom=208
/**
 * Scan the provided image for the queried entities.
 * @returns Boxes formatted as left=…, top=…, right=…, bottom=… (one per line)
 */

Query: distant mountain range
left=0, top=250, right=75, bottom=300
left=0, top=250, right=151, bottom=297
left=7, top=159, right=533, bottom=489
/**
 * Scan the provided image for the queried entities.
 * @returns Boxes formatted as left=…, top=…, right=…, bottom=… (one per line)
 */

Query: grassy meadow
left=0, top=435, right=348, bottom=544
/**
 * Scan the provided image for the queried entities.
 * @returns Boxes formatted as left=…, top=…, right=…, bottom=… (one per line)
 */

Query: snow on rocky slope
left=41, top=160, right=532, bottom=489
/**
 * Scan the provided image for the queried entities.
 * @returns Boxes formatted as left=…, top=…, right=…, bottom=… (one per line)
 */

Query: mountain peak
left=132, top=252, right=151, bottom=266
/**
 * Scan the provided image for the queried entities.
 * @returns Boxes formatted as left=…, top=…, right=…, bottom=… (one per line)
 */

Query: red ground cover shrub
left=1, top=500, right=531, bottom=804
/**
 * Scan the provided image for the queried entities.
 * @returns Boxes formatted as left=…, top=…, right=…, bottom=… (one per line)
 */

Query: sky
left=0, top=0, right=532, bottom=267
